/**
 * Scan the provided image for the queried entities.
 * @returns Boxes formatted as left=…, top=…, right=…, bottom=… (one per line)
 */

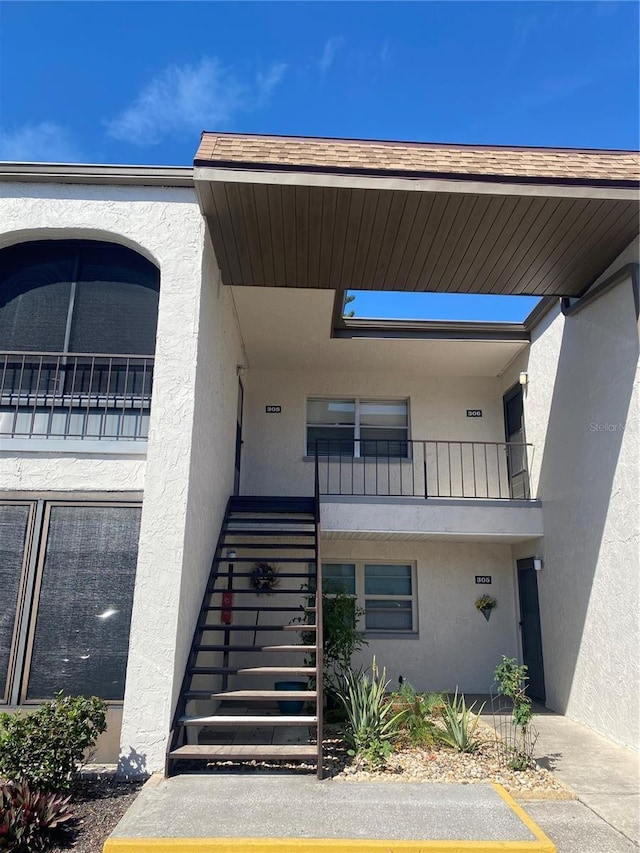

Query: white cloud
left=257, top=62, right=287, bottom=102
left=317, top=37, right=344, bottom=75
left=106, top=57, right=286, bottom=147
left=0, top=122, right=83, bottom=162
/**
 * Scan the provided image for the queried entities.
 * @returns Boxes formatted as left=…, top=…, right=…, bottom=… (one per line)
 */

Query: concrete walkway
left=529, top=710, right=639, bottom=845
left=104, top=707, right=639, bottom=852
left=105, top=776, right=555, bottom=852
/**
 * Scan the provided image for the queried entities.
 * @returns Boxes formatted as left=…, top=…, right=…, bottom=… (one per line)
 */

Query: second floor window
left=0, top=240, right=159, bottom=441
left=306, top=397, right=408, bottom=457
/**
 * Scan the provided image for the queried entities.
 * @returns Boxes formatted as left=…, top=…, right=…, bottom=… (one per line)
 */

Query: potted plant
left=475, top=594, right=497, bottom=621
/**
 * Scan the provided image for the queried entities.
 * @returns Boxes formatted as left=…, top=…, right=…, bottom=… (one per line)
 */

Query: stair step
left=228, top=495, right=315, bottom=510
left=217, top=542, right=316, bottom=550
left=169, top=744, right=317, bottom=761
left=207, top=589, right=313, bottom=597
left=184, top=690, right=220, bottom=699
left=196, top=624, right=315, bottom=632
left=203, top=605, right=315, bottom=612
left=209, top=690, right=317, bottom=701
left=215, top=557, right=315, bottom=564
left=189, top=666, right=315, bottom=675
left=187, top=644, right=315, bottom=653
left=178, top=714, right=318, bottom=726
left=213, top=571, right=314, bottom=579
left=223, top=529, right=315, bottom=537
left=226, top=517, right=314, bottom=524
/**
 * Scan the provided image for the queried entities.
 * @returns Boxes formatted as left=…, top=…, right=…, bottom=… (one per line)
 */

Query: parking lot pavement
left=524, top=800, right=639, bottom=853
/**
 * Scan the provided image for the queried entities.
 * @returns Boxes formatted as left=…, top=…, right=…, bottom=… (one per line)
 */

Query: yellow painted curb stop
left=103, top=783, right=556, bottom=853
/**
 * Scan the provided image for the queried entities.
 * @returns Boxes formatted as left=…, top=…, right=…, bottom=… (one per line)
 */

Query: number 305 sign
left=475, top=575, right=492, bottom=584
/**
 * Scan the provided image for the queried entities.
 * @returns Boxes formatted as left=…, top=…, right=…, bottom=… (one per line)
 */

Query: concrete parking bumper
left=104, top=775, right=556, bottom=853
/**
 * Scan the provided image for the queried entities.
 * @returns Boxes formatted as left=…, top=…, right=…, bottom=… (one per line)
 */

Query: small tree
left=301, top=590, right=368, bottom=701
left=343, top=293, right=356, bottom=318
left=493, top=656, right=537, bottom=769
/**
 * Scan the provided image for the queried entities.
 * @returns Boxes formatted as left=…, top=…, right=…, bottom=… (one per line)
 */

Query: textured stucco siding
left=322, top=538, right=518, bottom=693
left=0, top=181, right=210, bottom=769
left=505, top=238, right=640, bottom=750
left=241, top=369, right=507, bottom=497
left=0, top=453, right=145, bottom=492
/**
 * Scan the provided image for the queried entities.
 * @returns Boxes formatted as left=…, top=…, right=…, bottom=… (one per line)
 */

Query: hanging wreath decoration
left=251, top=562, right=279, bottom=595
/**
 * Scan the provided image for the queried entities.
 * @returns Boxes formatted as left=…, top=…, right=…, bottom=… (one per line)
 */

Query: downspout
left=561, top=263, right=639, bottom=319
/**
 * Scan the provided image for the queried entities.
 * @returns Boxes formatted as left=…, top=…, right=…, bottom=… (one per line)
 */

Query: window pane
left=27, top=505, right=141, bottom=701
left=365, top=601, right=413, bottom=631
left=359, top=401, right=407, bottom=427
left=70, top=244, right=159, bottom=355
left=0, top=242, right=73, bottom=352
left=307, top=399, right=355, bottom=425
left=307, top=426, right=354, bottom=456
left=322, top=563, right=356, bottom=595
left=364, top=564, right=412, bottom=596
left=360, top=429, right=408, bottom=458
left=0, top=504, right=31, bottom=701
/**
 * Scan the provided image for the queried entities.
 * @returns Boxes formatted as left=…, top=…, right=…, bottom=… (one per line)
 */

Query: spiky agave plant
left=436, top=689, right=485, bottom=753
left=336, top=658, right=407, bottom=769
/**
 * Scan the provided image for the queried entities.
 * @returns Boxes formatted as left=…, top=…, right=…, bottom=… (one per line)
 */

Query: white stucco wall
left=241, top=369, right=508, bottom=497
left=322, top=538, right=518, bottom=693
left=0, top=180, right=213, bottom=769
left=321, top=498, right=542, bottom=541
left=0, top=453, right=145, bottom=492
left=504, top=239, right=640, bottom=749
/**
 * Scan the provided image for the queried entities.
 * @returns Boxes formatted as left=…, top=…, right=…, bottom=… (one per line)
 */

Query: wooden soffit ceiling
left=194, top=136, right=639, bottom=297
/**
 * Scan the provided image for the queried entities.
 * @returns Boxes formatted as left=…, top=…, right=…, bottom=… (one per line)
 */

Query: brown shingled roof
left=195, top=132, right=640, bottom=184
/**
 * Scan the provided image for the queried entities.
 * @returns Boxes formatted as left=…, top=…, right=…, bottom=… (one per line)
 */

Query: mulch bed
left=49, top=779, right=143, bottom=853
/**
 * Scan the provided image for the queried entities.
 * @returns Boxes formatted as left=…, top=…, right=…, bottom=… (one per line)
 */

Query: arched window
left=0, top=240, right=159, bottom=354
left=0, top=240, right=159, bottom=441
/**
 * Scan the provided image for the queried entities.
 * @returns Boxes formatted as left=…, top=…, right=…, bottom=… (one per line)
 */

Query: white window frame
left=307, top=397, right=410, bottom=458
left=321, top=560, right=418, bottom=635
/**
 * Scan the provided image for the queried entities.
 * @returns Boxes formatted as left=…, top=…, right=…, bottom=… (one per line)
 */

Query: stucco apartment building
left=0, top=133, right=638, bottom=776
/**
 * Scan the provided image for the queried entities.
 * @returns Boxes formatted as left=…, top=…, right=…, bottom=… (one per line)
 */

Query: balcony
left=314, top=439, right=542, bottom=543
left=0, top=351, right=153, bottom=445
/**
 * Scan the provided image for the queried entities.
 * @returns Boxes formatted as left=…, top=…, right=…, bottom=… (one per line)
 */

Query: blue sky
left=0, top=1, right=637, bottom=321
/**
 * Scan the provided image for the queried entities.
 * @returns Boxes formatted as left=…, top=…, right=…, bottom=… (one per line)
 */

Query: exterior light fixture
left=519, top=372, right=529, bottom=386
left=533, top=557, right=543, bottom=572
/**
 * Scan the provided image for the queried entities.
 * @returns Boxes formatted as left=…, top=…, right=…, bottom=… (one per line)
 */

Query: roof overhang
left=195, top=140, right=639, bottom=298
left=0, top=162, right=194, bottom=187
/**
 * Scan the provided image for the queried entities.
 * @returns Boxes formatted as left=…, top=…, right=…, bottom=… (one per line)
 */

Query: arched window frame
left=0, top=240, right=159, bottom=443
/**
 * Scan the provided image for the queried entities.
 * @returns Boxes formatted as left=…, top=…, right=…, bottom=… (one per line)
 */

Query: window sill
left=365, top=631, right=419, bottom=640
left=303, top=456, right=411, bottom=463
left=0, top=438, right=148, bottom=456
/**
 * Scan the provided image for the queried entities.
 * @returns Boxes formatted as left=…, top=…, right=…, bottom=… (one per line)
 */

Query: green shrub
left=0, top=693, right=107, bottom=793
left=435, top=689, right=484, bottom=753
left=493, top=656, right=537, bottom=769
left=300, top=589, right=368, bottom=700
left=337, top=659, right=406, bottom=769
left=0, top=779, right=73, bottom=851
left=389, top=682, right=441, bottom=748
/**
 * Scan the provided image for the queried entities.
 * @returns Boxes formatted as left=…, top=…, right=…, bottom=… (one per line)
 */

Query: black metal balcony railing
left=315, top=439, right=533, bottom=500
left=0, top=352, right=154, bottom=441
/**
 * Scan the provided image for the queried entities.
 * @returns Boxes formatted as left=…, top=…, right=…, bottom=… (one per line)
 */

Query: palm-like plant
left=436, top=689, right=485, bottom=753
left=337, top=659, right=407, bottom=768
